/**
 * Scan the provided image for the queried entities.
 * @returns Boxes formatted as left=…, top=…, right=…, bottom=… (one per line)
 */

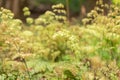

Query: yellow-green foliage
left=0, top=3, right=120, bottom=80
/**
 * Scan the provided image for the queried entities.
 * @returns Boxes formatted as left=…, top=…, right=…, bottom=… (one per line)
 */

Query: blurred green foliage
left=35, top=0, right=81, bottom=13
left=112, top=0, right=120, bottom=5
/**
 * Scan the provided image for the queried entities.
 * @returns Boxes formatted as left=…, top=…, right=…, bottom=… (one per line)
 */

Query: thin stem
left=23, top=58, right=31, bottom=80
left=66, top=0, right=70, bottom=21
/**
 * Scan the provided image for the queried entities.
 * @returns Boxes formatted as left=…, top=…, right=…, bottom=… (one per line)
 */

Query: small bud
left=26, top=17, right=34, bottom=24
left=23, top=7, right=29, bottom=12
left=24, top=11, right=31, bottom=16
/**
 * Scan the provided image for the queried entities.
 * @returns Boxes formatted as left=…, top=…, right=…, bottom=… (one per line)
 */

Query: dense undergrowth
left=0, top=1, right=120, bottom=80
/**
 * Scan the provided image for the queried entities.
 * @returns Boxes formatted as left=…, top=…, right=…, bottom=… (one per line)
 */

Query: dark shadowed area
left=0, top=0, right=111, bottom=20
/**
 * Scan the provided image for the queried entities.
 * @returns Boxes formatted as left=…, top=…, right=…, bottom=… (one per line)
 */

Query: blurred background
left=0, top=0, right=116, bottom=20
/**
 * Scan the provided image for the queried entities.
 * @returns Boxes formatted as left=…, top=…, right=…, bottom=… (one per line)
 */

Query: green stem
left=66, top=0, right=70, bottom=21
left=23, top=58, right=31, bottom=80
